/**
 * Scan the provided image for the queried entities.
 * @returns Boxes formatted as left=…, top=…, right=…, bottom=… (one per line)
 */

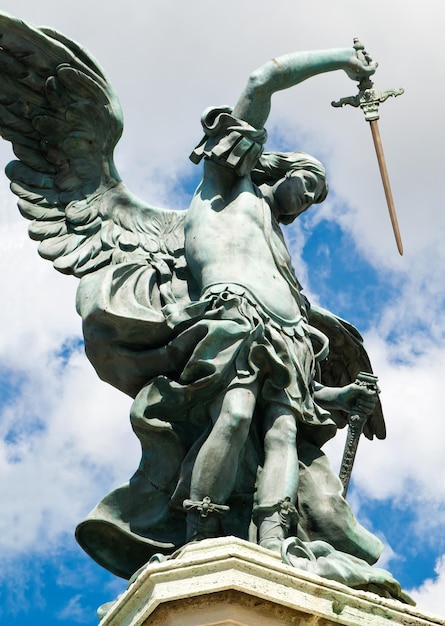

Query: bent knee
left=264, top=413, right=297, bottom=450
left=214, top=406, right=253, bottom=441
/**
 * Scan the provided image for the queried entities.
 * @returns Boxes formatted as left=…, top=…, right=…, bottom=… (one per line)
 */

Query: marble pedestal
left=98, top=536, right=444, bottom=626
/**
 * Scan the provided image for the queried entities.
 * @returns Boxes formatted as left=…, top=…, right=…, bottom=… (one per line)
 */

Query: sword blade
left=369, top=119, right=404, bottom=255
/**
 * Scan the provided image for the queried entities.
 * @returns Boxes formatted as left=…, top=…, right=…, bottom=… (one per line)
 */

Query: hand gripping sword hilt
left=331, top=38, right=404, bottom=122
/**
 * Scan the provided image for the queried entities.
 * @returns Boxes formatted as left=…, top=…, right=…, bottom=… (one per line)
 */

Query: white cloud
left=410, top=556, right=445, bottom=617
left=57, top=594, right=90, bottom=623
left=349, top=337, right=445, bottom=502
left=0, top=346, right=137, bottom=555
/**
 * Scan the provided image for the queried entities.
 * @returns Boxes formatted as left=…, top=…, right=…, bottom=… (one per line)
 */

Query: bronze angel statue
left=0, top=12, right=411, bottom=602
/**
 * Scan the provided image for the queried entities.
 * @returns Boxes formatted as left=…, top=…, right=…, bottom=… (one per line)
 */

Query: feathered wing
left=0, top=12, right=186, bottom=278
left=308, top=304, right=386, bottom=441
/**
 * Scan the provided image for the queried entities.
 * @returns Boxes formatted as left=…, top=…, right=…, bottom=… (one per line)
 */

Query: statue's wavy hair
left=251, top=151, right=328, bottom=204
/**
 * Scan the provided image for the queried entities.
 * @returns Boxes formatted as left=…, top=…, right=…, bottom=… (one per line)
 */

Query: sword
left=338, top=371, right=379, bottom=497
left=332, top=39, right=404, bottom=255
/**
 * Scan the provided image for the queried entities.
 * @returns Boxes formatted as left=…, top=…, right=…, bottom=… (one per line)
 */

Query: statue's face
left=272, top=170, right=322, bottom=224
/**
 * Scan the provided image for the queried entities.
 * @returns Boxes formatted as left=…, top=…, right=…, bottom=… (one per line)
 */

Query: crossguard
left=332, top=86, right=405, bottom=121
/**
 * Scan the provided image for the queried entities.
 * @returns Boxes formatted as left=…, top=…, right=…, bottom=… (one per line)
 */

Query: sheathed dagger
left=332, top=39, right=404, bottom=255
left=339, top=371, right=379, bottom=497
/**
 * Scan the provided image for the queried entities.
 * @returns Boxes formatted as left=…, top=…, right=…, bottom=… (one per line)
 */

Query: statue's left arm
left=232, top=48, right=377, bottom=129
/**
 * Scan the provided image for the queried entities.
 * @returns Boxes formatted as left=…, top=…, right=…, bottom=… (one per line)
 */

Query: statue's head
left=252, top=151, right=328, bottom=224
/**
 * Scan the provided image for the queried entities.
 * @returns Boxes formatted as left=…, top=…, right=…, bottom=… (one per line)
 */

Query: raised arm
left=232, top=46, right=376, bottom=128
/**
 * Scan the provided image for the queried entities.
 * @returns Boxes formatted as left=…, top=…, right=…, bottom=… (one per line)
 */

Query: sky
left=0, top=1, right=444, bottom=624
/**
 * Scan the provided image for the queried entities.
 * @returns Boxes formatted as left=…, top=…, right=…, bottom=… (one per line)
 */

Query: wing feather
left=12, top=181, right=60, bottom=207
left=38, top=232, right=85, bottom=262
left=12, top=143, right=54, bottom=172
left=28, top=218, right=67, bottom=240
left=18, top=200, right=64, bottom=221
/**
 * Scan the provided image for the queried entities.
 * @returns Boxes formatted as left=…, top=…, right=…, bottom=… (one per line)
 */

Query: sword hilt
left=331, top=38, right=404, bottom=121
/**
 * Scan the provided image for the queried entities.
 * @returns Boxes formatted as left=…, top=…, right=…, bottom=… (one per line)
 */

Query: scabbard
left=339, top=412, right=367, bottom=497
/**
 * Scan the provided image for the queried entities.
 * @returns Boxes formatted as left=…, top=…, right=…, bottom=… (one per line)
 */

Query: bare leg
left=185, top=382, right=258, bottom=541
left=257, top=404, right=299, bottom=505
left=189, top=382, right=258, bottom=503
left=255, top=404, right=299, bottom=551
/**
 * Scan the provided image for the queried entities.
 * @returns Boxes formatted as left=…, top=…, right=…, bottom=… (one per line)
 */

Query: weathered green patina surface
left=0, top=12, right=411, bottom=603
